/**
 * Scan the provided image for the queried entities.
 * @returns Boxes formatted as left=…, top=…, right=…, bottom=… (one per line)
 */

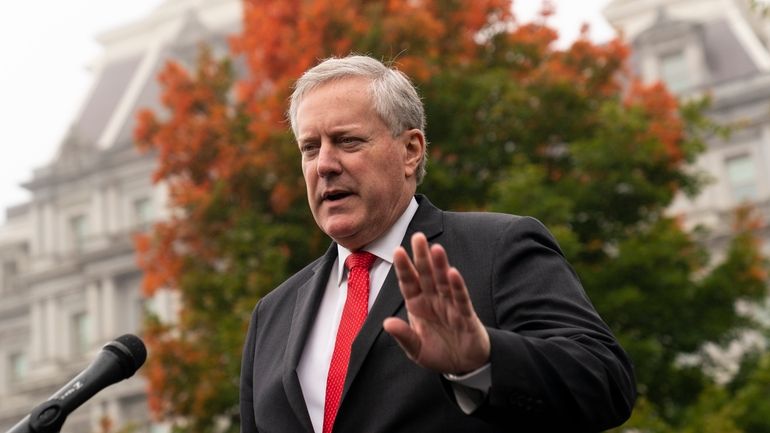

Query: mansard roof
left=631, top=5, right=760, bottom=87
left=35, top=0, right=237, bottom=190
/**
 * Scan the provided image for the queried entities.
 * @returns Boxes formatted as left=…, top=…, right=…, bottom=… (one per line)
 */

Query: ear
left=403, top=129, right=426, bottom=178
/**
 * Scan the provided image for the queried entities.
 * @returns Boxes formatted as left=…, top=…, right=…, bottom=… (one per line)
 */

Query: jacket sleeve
left=473, top=216, right=636, bottom=431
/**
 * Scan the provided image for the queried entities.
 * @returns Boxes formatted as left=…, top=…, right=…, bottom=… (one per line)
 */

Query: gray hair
left=288, top=55, right=427, bottom=184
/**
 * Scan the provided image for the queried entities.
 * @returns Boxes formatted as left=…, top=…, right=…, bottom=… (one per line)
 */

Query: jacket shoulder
left=440, top=211, right=563, bottom=254
left=443, top=211, right=549, bottom=235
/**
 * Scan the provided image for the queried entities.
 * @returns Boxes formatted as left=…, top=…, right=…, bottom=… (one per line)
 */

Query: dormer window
left=631, top=8, right=709, bottom=94
left=660, top=50, right=690, bottom=92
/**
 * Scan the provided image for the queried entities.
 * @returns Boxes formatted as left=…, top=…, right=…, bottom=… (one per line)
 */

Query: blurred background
left=1, top=1, right=769, bottom=432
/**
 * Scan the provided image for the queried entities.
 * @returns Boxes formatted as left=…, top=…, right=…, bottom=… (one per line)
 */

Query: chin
left=322, top=221, right=360, bottom=243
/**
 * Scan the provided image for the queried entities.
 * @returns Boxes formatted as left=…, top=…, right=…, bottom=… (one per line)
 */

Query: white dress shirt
left=297, top=198, right=489, bottom=433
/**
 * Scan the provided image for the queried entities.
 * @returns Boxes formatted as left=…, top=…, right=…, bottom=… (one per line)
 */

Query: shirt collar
left=335, top=197, right=419, bottom=286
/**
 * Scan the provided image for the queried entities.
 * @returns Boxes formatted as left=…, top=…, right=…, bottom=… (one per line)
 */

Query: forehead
left=298, top=77, right=373, bottom=113
left=295, top=77, right=378, bottom=131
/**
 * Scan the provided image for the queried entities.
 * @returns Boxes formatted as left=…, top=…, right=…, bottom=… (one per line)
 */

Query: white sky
left=0, top=0, right=614, bottom=221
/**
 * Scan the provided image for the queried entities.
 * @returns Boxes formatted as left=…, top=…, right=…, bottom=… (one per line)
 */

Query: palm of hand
left=383, top=233, right=490, bottom=374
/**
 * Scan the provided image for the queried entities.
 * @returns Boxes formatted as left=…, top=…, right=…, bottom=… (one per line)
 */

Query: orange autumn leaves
left=231, top=0, right=514, bottom=103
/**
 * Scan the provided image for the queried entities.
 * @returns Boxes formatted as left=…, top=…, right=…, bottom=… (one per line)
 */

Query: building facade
left=604, top=0, right=770, bottom=258
left=0, top=1, right=241, bottom=431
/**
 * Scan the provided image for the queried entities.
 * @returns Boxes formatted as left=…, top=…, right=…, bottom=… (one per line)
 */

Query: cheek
left=376, top=156, right=407, bottom=187
left=301, top=165, right=315, bottom=187
left=302, top=178, right=319, bottom=207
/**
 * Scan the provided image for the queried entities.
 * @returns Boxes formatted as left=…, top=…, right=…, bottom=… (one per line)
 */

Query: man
left=240, top=55, right=636, bottom=433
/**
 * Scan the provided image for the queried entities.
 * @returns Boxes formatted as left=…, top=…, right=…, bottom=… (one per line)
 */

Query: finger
left=430, top=243, right=453, bottom=300
left=383, top=317, right=422, bottom=361
left=442, top=267, right=473, bottom=330
left=411, top=232, right=438, bottom=295
left=448, top=267, right=475, bottom=318
left=393, top=247, right=421, bottom=299
left=395, top=246, right=437, bottom=320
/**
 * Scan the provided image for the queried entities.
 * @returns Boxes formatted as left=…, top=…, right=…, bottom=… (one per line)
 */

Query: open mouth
left=324, top=191, right=352, bottom=202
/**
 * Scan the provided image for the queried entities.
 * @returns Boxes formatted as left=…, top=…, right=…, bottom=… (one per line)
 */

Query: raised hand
left=383, top=232, right=490, bottom=374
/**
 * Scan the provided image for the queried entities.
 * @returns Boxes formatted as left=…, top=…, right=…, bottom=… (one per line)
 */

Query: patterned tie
left=323, top=251, right=377, bottom=433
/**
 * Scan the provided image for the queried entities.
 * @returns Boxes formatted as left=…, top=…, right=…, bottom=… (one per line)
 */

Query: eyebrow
left=297, top=124, right=367, bottom=142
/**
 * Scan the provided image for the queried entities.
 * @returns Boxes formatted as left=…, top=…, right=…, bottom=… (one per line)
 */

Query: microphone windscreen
left=107, top=334, right=147, bottom=377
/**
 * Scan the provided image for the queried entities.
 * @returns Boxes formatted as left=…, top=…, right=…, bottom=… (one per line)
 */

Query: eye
left=300, top=142, right=320, bottom=156
left=338, top=136, right=363, bottom=147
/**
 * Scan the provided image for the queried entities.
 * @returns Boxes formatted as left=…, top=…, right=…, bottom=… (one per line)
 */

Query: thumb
left=383, top=317, right=422, bottom=361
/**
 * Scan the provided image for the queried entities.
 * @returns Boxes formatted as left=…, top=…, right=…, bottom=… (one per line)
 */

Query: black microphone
left=6, top=334, right=147, bottom=433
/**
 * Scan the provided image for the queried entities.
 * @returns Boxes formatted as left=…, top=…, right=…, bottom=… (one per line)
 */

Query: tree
left=135, top=1, right=769, bottom=432
left=134, top=47, right=321, bottom=431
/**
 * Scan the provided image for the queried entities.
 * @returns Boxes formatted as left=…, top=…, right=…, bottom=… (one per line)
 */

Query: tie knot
left=345, top=251, right=376, bottom=271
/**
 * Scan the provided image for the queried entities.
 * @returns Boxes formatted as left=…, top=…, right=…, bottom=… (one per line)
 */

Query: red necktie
left=323, top=251, right=376, bottom=433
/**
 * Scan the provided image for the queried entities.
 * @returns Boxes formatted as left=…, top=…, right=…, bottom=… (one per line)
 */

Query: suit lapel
left=282, top=245, right=338, bottom=433
left=341, top=196, right=444, bottom=400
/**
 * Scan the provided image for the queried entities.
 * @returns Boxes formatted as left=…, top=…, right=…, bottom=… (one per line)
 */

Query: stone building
left=0, top=1, right=241, bottom=431
left=604, top=0, right=770, bottom=257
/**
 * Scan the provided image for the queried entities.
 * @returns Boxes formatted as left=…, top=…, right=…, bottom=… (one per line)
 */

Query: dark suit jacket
left=240, top=195, right=635, bottom=433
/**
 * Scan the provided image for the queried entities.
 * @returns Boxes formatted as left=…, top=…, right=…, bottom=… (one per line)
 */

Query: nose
left=316, top=141, right=342, bottom=178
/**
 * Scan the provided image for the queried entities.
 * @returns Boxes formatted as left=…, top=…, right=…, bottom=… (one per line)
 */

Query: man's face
left=295, top=77, right=424, bottom=250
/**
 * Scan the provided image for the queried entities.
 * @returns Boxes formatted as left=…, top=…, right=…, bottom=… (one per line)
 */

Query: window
left=133, top=197, right=153, bottom=226
left=71, top=312, right=91, bottom=354
left=115, top=274, right=145, bottom=334
left=9, top=352, right=27, bottom=382
left=130, top=297, right=146, bottom=333
left=69, top=215, right=88, bottom=250
left=2, top=260, right=17, bottom=289
left=725, top=154, right=757, bottom=202
left=660, top=50, right=689, bottom=92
